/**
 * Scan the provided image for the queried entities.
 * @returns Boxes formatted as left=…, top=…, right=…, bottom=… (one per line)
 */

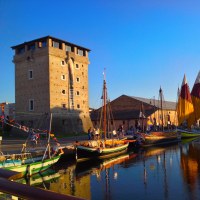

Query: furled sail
left=191, top=71, right=200, bottom=121
left=177, top=74, right=194, bottom=128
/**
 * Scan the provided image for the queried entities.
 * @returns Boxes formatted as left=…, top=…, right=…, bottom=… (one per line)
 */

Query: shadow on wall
left=51, top=107, right=82, bottom=135
left=50, top=107, right=93, bottom=135
left=11, top=107, right=93, bottom=136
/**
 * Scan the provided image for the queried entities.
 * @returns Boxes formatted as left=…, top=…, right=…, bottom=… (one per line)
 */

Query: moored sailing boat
left=141, top=87, right=181, bottom=146
left=177, top=74, right=200, bottom=138
left=75, top=72, right=129, bottom=162
left=0, top=113, right=62, bottom=176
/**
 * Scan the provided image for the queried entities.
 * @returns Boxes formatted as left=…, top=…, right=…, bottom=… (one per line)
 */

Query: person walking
left=88, top=127, right=92, bottom=140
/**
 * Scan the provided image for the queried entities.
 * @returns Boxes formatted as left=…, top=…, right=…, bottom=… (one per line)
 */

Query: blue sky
left=1, top=0, right=200, bottom=108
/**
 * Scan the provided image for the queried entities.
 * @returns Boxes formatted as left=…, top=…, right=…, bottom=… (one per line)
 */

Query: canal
left=2, top=138, right=200, bottom=200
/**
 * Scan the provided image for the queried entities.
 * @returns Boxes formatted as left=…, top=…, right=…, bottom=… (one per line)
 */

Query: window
left=66, top=45, right=71, bottom=52
left=42, top=41, right=47, bottom=47
left=62, top=90, right=66, bottom=95
left=77, top=104, right=80, bottom=109
left=77, top=49, right=83, bottom=56
left=17, top=47, right=25, bottom=54
left=38, top=41, right=47, bottom=48
left=27, top=43, right=35, bottom=50
left=52, top=41, right=60, bottom=48
left=61, top=60, right=65, bottom=66
left=76, top=91, right=80, bottom=96
left=28, top=70, right=33, bottom=79
left=76, top=77, right=80, bottom=82
left=29, top=99, right=34, bottom=111
left=61, top=75, right=66, bottom=80
left=76, top=64, right=79, bottom=69
left=62, top=104, right=66, bottom=109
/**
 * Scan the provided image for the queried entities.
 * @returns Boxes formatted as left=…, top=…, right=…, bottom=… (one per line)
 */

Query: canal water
left=2, top=138, right=200, bottom=200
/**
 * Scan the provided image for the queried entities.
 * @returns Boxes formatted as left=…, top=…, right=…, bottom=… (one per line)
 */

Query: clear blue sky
left=1, top=0, right=200, bottom=108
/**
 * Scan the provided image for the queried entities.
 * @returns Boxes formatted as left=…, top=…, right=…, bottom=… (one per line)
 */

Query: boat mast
left=42, top=112, right=52, bottom=161
left=103, top=71, right=107, bottom=140
left=159, top=87, right=164, bottom=131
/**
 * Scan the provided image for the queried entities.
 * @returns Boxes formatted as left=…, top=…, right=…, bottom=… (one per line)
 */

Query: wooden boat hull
left=177, top=129, right=200, bottom=139
left=76, top=140, right=129, bottom=162
left=5, top=155, right=61, bottom=177
left=142, top=132, right=181, bottom=147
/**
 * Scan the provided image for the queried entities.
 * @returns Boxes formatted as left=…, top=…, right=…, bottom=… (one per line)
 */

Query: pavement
left=0, top=135, right=88, bottom=153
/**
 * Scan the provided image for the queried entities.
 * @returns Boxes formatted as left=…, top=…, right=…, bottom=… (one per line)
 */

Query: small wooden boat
left=136, top=88, right=181, bottom=147
left=0, top=113, right=62, bottom=176
left=76, top=139, right=129, bottom=162
left=6, top=155, right=61, bottom=177
left=141, top=131, right=181, bottom=147
left=177, top=128, right=200, bottom=139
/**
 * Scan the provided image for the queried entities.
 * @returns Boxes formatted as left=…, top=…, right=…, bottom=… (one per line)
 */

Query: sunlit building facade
left=12, top=36, right=93, bottom=134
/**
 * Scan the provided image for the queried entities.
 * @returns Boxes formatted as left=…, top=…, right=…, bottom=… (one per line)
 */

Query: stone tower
left=12, top=36, right=93, bottom=134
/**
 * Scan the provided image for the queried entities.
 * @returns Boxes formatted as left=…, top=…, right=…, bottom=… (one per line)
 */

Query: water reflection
left=180, top=139, right=200, bottom=199
left=10, top=138, right=200, bottom=200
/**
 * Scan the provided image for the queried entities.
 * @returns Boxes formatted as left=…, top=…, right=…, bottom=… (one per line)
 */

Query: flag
left=177, top=74, right=195, bottom=128
left=191, top=71, right=200, bottom=121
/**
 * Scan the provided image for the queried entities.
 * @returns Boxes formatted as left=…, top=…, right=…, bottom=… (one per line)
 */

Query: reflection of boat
left=100, top=151, right=137, bottom=169
left=177, top=74, right=200, bottom=138
left=15, top=168, right=60, bottom=187
left=76, top=72, right=129, bottom=162
left=181, top=137, right=199, bottom=144
left=179, top=139, right=200, bottom=195
left=75, top=151, right=137, bottom=177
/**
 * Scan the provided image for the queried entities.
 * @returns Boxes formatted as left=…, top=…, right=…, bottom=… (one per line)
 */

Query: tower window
left=62, top=104, right=66, bottom=109
left=28, top=70, right=33, bottom=79
left=77, top=104, right=80, bottom=109
left=76, top=77, right=80, bottom=82
left=61, top=75, right=66, bottom=80
left=76, top=64, right=79, bottom=69
left=76, top=91, right=80, bottom=96
left=17, top=47, right=25, bottom=54
left=29, top=99, right=34, bottom=111
left=62, top=90, right=66, bottom=95
left=66, top=45, right=71, bottom=52
left=27, top=43, right=35, bottom=50
left=52, top=41, right=60, bottom=48
left=61, top=60, right=65, bottom=66
left=38, top=41, right=47, bottom=48
left=77, top=49, right=83, bottom=56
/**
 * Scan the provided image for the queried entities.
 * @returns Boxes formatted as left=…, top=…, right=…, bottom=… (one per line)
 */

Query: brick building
left=12, top=36, right=93, bottom=134
left=90, top=95, right=177, bottom=132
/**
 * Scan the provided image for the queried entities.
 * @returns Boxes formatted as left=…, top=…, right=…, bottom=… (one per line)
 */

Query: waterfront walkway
left=0, top=135, right=88, bottom=153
